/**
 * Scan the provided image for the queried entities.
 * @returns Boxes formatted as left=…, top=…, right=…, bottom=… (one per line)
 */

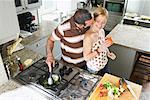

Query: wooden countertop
left=108, top=24, right=150, bottom=52
left=89, top=73, right=142, bottom=100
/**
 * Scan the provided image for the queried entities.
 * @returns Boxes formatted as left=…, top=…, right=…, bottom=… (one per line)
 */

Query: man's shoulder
left=58, top=21, right=71, bottom=31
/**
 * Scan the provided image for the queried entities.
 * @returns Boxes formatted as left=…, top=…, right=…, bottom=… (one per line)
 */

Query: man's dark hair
left=73, top=9, right=92, bottom=25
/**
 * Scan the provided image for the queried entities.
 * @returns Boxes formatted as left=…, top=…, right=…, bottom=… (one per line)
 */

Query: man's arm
left=46, top=34, right=55, bottom=72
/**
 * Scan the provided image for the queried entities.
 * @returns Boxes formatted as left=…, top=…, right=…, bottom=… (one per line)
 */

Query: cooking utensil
left=122, top=78, right=138, bottom=100
left=48, top=63, right=53, bottom=85
left=48, top=72, right=53, bottom=85
left=119, top=78, right=125, bottom=93
left=47, top=62, right=61, bottom=85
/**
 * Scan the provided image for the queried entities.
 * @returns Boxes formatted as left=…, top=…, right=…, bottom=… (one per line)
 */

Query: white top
left=87, top=30, right=108, bottom=71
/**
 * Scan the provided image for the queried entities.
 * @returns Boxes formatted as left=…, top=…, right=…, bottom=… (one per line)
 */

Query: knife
left=122, top=78, right=138, bottom=100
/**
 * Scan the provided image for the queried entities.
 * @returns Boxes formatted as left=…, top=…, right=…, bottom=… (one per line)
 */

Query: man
left=46, top=9, right=93, bottom=71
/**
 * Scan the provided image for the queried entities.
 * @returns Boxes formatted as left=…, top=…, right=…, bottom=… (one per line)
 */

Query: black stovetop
left=15, top=57, right=48, bottom=84
left=14, top=57, right=100, bottom=99
left=14, top=57, right=79, bottom=95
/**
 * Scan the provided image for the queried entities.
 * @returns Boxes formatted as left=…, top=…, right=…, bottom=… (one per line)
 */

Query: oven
left=103, top=0, right=128, bottom=32
left=103, top=0, right=127, bottom=15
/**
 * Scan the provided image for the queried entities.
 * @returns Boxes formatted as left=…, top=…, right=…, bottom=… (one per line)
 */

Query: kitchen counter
left=108, top=24, right=150, bottom=52
left=107, top=24, right=150, bottom=79
left=0, top=80, right=21, bottom=94
left=0, top=83, right=51, bottom=100
left=21, top=20, right=59, bottom=45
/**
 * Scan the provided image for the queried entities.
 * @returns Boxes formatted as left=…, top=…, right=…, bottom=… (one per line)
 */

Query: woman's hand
left=97, top=44, right=107, bottom=53
left=107, top=52, right=116, bottom=60
left=105, top=37, right=113, bottom=47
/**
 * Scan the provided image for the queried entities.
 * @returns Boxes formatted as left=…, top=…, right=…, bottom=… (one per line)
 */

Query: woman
left=83, top=7, right=116, bottom=75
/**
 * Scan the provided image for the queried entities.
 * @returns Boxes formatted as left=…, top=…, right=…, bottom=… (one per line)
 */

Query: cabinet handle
left=36, top=44, right=39, bottom=47
left=134, top=21, right=139, bottom=26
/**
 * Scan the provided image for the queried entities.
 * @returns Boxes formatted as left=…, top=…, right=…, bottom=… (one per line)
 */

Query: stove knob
left=68, top=68, right=73, bottom=73
left=65, top=68, right=73, bottom=75
left=59, top=68, right=64, bottom=76
left=55, top=61, right=59, bottom=67
left=62, top=65, right=67, bottom=70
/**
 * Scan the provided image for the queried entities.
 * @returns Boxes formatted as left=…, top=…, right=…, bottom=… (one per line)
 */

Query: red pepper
left=99, top=92, right=103, bottom=97
left=99, top=83, right=104, bottom=90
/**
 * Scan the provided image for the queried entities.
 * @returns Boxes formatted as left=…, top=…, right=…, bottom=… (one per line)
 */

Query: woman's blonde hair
left=93, top=7, right=108, bottom=21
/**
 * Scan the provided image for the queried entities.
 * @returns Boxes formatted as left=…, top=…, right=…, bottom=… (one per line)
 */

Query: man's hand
left=108, top=52, right=116, bottom=60
left=46, top=55, right=55, bottom=72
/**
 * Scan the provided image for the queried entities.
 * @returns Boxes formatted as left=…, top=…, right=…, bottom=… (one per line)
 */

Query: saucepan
left=38, top=62, right=61, bottom=88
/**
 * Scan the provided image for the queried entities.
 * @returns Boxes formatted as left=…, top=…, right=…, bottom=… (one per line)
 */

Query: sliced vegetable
left=52, top=74, right=59, bottom=82
left=99, top=81, right=125, bottom=98
left=99, top=83, right=104, bottom=90
left=103, top=81, right=112, bottom=90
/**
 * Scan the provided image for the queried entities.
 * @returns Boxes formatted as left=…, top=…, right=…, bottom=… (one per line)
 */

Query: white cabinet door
left=25, top=0, right=42, bottom=10
left=108, top=44, right=136, bottom=79
left=14, top=0, right=42, bottom=13
left=26, top=37, right=62, bottom=60
left=0, top=54, right=8, bottom=85
left=15, top=0, right=25, bottom=12
left=0, top=0, right=20, bottom=45
left=25, top=37, right=48, bottom=56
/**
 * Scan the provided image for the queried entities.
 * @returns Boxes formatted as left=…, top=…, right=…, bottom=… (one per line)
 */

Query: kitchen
left=0, top=0, right=149, bottom=99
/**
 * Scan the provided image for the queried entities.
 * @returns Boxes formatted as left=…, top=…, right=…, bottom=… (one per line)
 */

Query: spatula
left=48, top=63, right=53, bottom=85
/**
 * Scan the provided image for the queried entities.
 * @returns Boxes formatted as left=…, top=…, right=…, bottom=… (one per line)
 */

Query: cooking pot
left=38, top=72, right=61, bottom=89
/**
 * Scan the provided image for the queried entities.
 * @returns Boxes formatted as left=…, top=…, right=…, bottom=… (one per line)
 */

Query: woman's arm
left=83, top=34, right=98, bottom=61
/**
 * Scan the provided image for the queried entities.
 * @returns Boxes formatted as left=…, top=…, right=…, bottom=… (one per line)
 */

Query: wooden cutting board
left=89, top=73, right=142, bottom=100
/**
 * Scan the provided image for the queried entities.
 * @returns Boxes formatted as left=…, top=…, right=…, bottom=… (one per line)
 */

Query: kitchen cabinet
left=108, top=44, right=136, bottom=80
left=103, top=0, right=128, bottom=31
left=0, top=0, right=20, bottom=45
left=25, top=37, right=62, bottom=60
left=14, top=0, right=42, bottom=13
left=126, top=0, right=150, bottom=16
left=0, top=54, right=8, bottom=85
left=25, top=37, right=48, bottom=57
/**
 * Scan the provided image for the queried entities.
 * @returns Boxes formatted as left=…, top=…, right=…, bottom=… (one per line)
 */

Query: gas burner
left=28, top=72, right=36, bottom=81
left=15, top=66, right=46, bottom=84
left=33, top=58, right=59, bottom=72
left=37, top=73, right=68, bottom=95
left=59, top=66, right=73, bottom=76
left=33, top=58, right=49, bottom=72
left=59, top=84, right=88, bottom=100
left=59, top=72, right=99, bottom=99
